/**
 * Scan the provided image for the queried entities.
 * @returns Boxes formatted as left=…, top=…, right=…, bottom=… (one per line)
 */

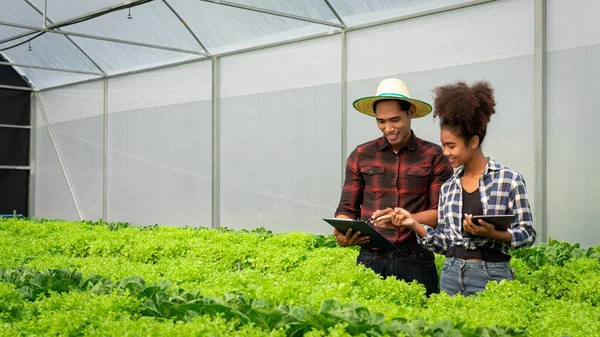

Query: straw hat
left=352, top=78, right=432, bottom=118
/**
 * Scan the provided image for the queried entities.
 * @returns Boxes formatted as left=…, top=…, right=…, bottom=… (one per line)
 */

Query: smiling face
left=374, top=100, right=412, bottom=152
left=440, top=126, right=479, bottom=168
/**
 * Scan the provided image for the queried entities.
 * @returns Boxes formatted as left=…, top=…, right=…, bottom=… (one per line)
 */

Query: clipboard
left=323, top=218, right=399, bottom=251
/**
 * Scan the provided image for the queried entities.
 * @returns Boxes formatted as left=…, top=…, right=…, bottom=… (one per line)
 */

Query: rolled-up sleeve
left=335, top=149, right=363, bottom=219
left=507, top=175, right=537, bottom=249
left=418, top=191, right=452, bottom=254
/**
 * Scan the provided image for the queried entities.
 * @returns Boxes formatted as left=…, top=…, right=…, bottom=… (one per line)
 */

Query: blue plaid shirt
left=418, top=159, right=536, bottom=255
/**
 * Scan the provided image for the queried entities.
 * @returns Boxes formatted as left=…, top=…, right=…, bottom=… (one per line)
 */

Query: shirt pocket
left=405, top=166, right=432, bottom=194
left=360, top=166, right=386, bottom=198
left=361, top=166, right=385, bottom=176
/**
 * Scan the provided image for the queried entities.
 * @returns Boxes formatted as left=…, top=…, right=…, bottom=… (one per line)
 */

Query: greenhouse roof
left=0, top=0, right=479, bottom=90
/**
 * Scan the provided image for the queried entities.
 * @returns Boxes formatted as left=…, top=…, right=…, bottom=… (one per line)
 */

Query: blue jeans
left=440, top=257, right=514, bottom=296
left=357, top=243, right=439, bottom=296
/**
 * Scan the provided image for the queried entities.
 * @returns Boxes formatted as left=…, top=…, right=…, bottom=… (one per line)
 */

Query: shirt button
left=394, top=193, right=398, bottom=196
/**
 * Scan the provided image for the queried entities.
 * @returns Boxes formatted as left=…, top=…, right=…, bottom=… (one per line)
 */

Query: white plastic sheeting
left=329, top=0, right=471, bottom=26
left=107, top=61, right=213, bottom=227
left=33, top=60, right=213, bottom=227
left=546, top=0, right=600, bottom=247
left=35, top=81, right=105, bottom=220
left=220, top=35, right=342, bottom=234
left=0, top=0, right=484, bottom=89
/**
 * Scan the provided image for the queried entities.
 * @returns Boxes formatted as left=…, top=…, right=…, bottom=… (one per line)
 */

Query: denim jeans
left=439, top=256, right=514, bottom=296
left=357, top=243, right=439, bottom=296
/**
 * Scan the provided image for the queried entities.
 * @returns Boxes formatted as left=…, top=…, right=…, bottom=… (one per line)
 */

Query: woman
left=374, top=80, right=536, bottom=296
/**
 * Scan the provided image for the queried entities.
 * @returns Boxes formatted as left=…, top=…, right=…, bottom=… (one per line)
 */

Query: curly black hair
left=432, top=81, right=496, bottom=146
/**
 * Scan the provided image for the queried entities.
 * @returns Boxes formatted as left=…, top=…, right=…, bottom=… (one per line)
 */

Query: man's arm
left=427, top=147, right=453, bottom=228
left=334, top=149, right=363, bottom=219
left=333, top=149, right=369, bottom=247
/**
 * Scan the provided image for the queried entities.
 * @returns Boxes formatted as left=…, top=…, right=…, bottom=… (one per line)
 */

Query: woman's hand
left=390, top=207, right=419, bottom=229
left=463, top=214, right=496, bottom=237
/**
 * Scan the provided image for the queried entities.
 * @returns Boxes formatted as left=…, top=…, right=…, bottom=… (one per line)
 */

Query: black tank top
left=446, top=187, right=510, bottom=262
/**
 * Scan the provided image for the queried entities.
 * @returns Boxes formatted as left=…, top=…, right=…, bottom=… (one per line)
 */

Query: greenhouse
left=0, top=0, right=599, bottom=336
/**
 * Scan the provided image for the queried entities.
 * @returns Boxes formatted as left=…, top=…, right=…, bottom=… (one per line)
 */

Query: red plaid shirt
left=335, top=131, right=453, bottom=244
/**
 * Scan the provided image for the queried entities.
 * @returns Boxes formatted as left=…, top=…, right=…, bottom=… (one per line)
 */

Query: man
left=334, top=78, right=453, bottom=295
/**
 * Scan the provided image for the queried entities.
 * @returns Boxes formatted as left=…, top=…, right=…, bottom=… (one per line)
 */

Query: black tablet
left=471, top=215, right=515, bottom=231
left=323, top=218, right=399, bottom=251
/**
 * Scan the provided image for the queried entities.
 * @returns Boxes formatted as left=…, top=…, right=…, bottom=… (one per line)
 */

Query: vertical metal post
left=534, top=0, right=547, bottom=243
left=103, top=77, right=109, bottom=221
left=211, top=56, right=221, bottom=228
left=42, top=0, right=47, bottom=28
left=341, top=30, right=348, bottom=187
left=28, top=92, right=36, bottom=218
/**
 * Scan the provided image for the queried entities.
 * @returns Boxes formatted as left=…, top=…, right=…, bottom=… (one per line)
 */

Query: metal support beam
left=198, top=0, right=344, bottom=29
left=42, top=0, right=47, bottom=29
left=323, top=0, right=346, bottom=28
left=0, top=21, right=207, bottom=56
left=0, top=0, right=151, bottom=45
left=341, top=30, right=347, bottom=187
left=29, top=92, right=36, bottom=218
left=534, top=0, right=547, bottom=243
left=0, top=61, right=103, bottom=76
left=0, top=124, right=31, bottom=129
left=103, top=78, right=109, bottom=221
left=37, top=56, right=209, bottom=91
left=23, top=0, right=107, bottom=75
left=0, top=84, right=33, bottom=91
left=47, top=0, right=152, bottom=30
left=0, top=165, right=30, bottom=170
left=34, top=93, right=84, bottom=220
left=211, top=56, right=220, bottom=229
left=163, top=0, right=211, bottom=56
left=0, top=30, right=37, bottom=45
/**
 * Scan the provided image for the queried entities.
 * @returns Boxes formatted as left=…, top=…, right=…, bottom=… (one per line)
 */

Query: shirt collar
left=452, top=158, right=501, bottom=181
left=377, top=130, right=418, bottom=152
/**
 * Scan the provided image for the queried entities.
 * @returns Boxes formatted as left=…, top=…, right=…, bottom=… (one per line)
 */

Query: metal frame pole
left=534, top=0, right=547, bottom=243
left=29, top=92, right=36, bottom=218
left=42, top=0, right=47, bottom=28
left=0, top=85, right=33, bottom=91
left=163, top=0, right=211, bottom=55
left=0, top=124, right=31, bottom=129
left=211, top=56, right=221, bottom=228
left=23, top=0, right=107, bottom=75
left=0, top=61, right=103, bottom=76
left=341, top=30, right=347, bottom=187
left=103, top=78, right=109, bottom=221
left=323, top=0, right=346, bottom=27
left=0, top=21, right=207, bottom=56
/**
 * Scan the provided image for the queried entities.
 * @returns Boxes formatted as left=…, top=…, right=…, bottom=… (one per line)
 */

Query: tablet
left=323, top=218, right=399, bottom=251
left=471, top=215, right=515, bottom=231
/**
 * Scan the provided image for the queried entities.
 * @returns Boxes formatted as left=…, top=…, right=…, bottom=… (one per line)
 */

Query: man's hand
left=334, top=228, right=370, bottom=247
left=370, top=207, right=395, bottom=227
